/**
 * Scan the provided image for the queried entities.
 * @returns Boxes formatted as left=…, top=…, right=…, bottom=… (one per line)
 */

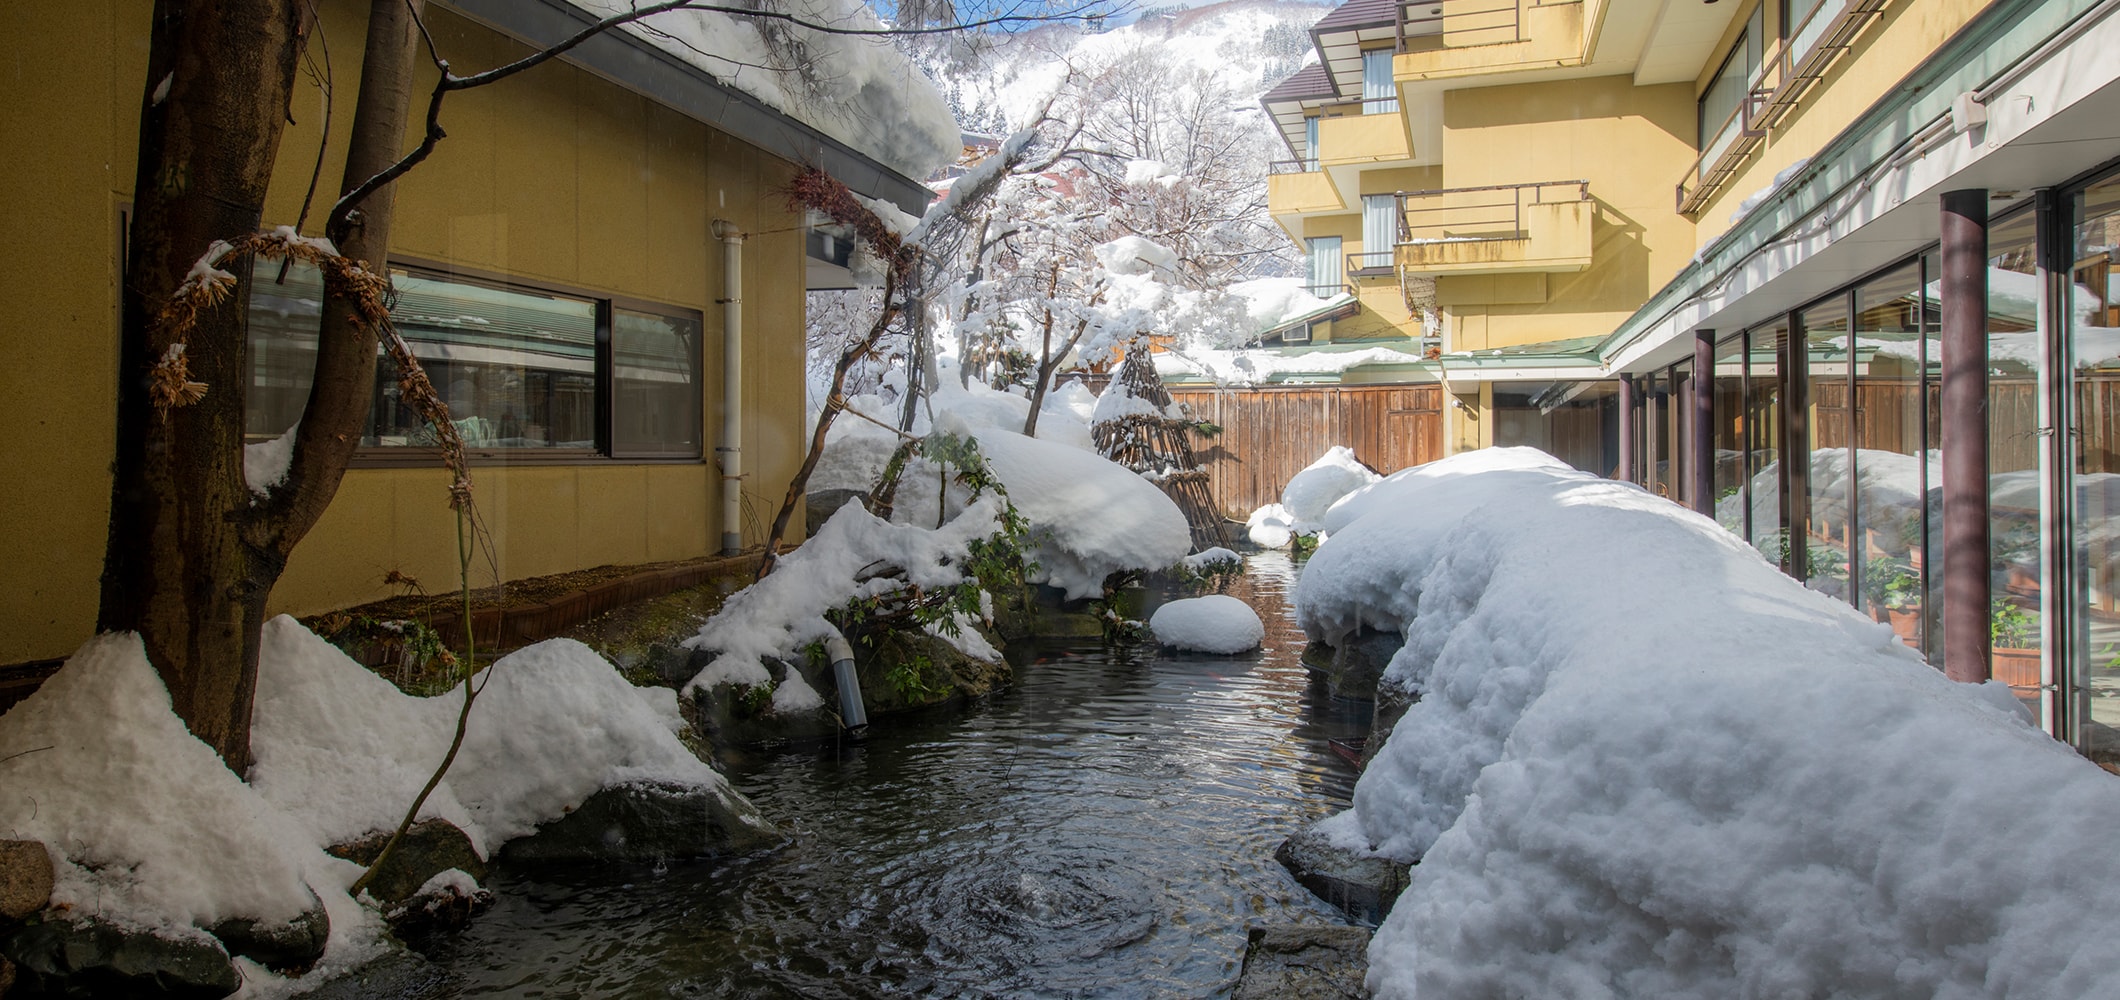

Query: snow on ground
left=1281, top=445, right=1378, bottom=530
left=0, top=621, right=748, bottom=985
left=1292, top=447, right=2120, bottom=998
left=1148, top=594, right=1263, bottom=654
left=684, top=496, right=1007, bottom=700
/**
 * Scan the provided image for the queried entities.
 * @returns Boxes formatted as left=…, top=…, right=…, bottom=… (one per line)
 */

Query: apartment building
left=1263, top=0, right=2120, bottom=760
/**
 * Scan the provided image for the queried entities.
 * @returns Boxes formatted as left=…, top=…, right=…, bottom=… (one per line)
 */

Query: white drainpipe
left=712, top=220, right=744, bottom=556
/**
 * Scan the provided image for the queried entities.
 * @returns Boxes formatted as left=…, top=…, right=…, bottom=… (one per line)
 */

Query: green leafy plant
left=1861, top=557, right=1921, bottom=611
left=1992, top=598, right=2038, bottom=649
left=884, top=653, right=939, bottom=701
left=1169, top=551, right=1243, bottom=594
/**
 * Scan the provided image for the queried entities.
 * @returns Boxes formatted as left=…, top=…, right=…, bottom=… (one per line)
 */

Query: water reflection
left=394, top=554, right=1364, bottom=999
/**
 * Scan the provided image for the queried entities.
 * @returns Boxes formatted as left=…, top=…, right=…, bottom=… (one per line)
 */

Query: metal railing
left=1270, top=158, right=1321, bottom=175
left=1396, top=179, right=1590, bottom=245
left=1303, top=281, right=1356, bottom=300
left=1346, top=251, right=1397, bottom=274
left=1395, top=0, right=1582, bottom=52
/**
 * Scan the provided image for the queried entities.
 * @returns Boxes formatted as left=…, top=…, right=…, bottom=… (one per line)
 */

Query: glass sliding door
left=1989, top=211, right=2044, bottom=696
left=1713, top=333, right=1750, bottom=539
left=1851, top=262, right=1932, bottom=654
left=2070, top=175, right=2120, bottom=759
left=1803, top=294, right=1854, bottom=599
left=1749, top=319, right=1789, bottom=562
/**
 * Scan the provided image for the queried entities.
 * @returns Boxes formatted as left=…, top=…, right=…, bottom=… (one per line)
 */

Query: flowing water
left=382, top=552, right=1366, bottom=998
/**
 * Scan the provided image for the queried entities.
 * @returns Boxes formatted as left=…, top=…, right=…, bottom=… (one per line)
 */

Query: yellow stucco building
left=1265, top=0, right=2120, bottom=758
left=0, top=1, right=945, bottom=668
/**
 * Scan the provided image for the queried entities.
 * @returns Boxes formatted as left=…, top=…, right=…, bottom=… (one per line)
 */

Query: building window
left=1360, top=194, right=1397, bottom=271
left=2069, top=172, right=2120, bottom=751
left=1698, top=5, right=1765, bottom=160
left=1362, top=48, right=1398, bottom=115
left=1306, top=235, right=1343, bottom=297
left=247, top=261, right=704, bottom=459
left=1304, top=116, right=1321, bottom=171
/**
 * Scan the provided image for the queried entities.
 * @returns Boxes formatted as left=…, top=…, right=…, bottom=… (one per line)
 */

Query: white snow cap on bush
left=1282, top=445, right=1379, bottom=529
left=1149, top=594, right=1263, bottom=654
left=947, top=413, right=1190, bottom=600
left=1290, top=447, right=2120, bottom=998
left=1094, top=235, right=1180, bottom=277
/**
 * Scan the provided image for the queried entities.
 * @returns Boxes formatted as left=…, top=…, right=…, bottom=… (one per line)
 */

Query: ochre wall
left=1690, top=0, right=1997, bottom=238
left=1434, top=74, right=1696, bottom=352
left=0, top=1, right=813, bottom=663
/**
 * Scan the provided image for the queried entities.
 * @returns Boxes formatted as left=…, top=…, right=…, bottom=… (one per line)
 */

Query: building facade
left=0, top=0, right=941, bottom=667
left=1264, top=0, right=2120, bottom=760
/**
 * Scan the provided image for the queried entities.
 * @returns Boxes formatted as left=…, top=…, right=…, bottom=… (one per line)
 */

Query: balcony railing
left=1394, top=0, right=1584, bottom=53
left=1755, top=0, right=1892, bottom=132
left=1676, top=89, right=1767, bottom=216
left=1270, top=158, right=1320, bottom=175
left=1398, top=180, right=1589, bottom=243
left=1347, top=251, right=1397, bottom=275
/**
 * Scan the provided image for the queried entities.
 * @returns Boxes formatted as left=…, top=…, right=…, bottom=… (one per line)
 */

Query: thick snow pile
left=685, top=496, right=1007, bottom=704
left=0, top=621, right=742, bottom=983
left=1291, top=447, right=2120, bottom=998
left=952, top=417, right=1191, bottom=600
left=1094, top=235, right=1180, bottom=277
left=1148, top=594, right=1264, bottom=654
left=1154, top=344, right=1426, bottom=385
left=1228, top=276, right=1335, bottom=330
left=570, top=0, right=954, bottom=180
left=0, top=634, right=324, bottom=933
left=1281, top=445, right=1378, bottom=529
left=253, top=618, right=754, bottom=854
left=1247, top=502, right=1294, bottom=548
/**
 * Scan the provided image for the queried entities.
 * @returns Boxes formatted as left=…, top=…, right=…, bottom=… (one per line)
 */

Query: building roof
left=1261, top=63, right=1339, bottom=159
left=1311, top=0, right=1403, bottom=100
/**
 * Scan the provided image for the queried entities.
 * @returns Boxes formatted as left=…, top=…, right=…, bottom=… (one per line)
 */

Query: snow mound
left=0, top=634, right=323, bottom=932
left=684, top=496, right=1007, bottom=695
left=1149, top=595, right=1263, bottom=654
left=1281, top=445, right=1378, bottom=528
left=1247, top=502, right=1293, bottom=549
left=953, top=417, right=1191, bottom=600
left=252, top=618, right=755, bottom=855
left=1288, top=448, right=2120, bottom=999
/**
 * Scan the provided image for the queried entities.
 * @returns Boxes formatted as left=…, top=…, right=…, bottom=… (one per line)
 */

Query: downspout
left=823, top=627, right=868, bottom=731
left=713, top=220, right=744, bottom=557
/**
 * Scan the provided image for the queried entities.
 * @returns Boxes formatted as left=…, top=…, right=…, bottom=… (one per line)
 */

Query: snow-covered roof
left=452, top=0, right=955, bottom=211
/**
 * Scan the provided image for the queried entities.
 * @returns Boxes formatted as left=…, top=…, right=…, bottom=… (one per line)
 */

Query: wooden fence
left=1166, top=384, right=1444, bottom=518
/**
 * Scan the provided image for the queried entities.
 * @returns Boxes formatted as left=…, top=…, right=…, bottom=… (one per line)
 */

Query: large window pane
left=613, top=307, right=703, bottom=458
left=1362, top=48, right=1397, bottom=115
left=2072, top=176, right=2120, bottom=757
left=1493, top=381, right=1614, bottom=474
left=1803, top=294, right=1853, bottom=599
left=1987, top=211, right=2043, bottom=697
left=1712, top=333, right=1749, bottom=538
left=379, top=270, right=598, bottom=449
left=1851, top=262, right=1933, bottom=655
left=1747, top=319, right=1788, bottom=558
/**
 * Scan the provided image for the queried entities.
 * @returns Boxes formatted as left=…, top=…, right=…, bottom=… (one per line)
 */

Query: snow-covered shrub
left=1292, top=447, right=2120, bottom=998
left=1282, top=445, right=1380, bottom=530
left=1247, top=502, right=1294, bottom=549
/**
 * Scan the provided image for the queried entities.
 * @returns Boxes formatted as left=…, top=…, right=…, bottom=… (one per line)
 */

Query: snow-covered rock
left=956, top=418, right=1191, bottom=600
left=1282, top=445, right=1378, bottom=529
left=1149, top=595, right=1264, bottom=654
left=1290, top=447, right=2120, bottom=998
left=1247, top=502, right=1294, bottom=549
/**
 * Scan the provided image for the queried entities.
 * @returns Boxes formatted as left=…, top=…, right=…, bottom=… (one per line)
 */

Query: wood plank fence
left=1166, top=384, right=1444, bottom=518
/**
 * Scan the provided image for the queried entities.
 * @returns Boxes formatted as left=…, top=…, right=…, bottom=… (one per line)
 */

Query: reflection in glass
left=1745, top=320, right=1788, bottom=562
left=1988, top=211, right=2043, bottom=697
left=1851, top=262, right=1934, bottom=657
left=2072, top=176, right=2120, bottom=758
left=1712, top=334, right=1748, bottom=539
left=1803, top=294, right=1853, bottom=599
left=613, top=308, right=703, bottom=457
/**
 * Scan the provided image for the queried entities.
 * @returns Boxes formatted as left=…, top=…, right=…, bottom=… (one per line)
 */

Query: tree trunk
left=101, top=0, right=310, bottom=773
left=101, top=0, right=426, bottom=775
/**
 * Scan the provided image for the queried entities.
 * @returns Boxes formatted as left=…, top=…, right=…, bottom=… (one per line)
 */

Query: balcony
left=1395, top=180, right=1593, bottom=275
left=1391, top=0, right=1596, bottom=83
left=1268, top=160, right=1346, bottom=220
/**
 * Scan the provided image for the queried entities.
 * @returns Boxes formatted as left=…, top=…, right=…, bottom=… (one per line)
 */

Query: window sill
left=349, top=448, right=705, bottom=469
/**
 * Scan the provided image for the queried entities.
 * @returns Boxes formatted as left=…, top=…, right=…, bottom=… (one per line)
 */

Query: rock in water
left=1276, top=823, right=1412, bottom=925
left=207, top=890, right=328, bottom=973
left=499, top=780, right=778, bottom=862
left=327, top=819, right=486, bottom=908
left=1, top=916, right=240, bottom=999
left=1233, top=924, right=1371, bottom=1000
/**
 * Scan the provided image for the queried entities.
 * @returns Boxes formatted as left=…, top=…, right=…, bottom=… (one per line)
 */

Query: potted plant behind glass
left=1861, top=557, right=1923, bottom=647
left=1990, top=598, right=2040, bottom=689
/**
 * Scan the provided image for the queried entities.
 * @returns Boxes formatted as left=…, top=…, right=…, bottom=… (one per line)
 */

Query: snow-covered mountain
left=912, top=0, right=1334, bottom=135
